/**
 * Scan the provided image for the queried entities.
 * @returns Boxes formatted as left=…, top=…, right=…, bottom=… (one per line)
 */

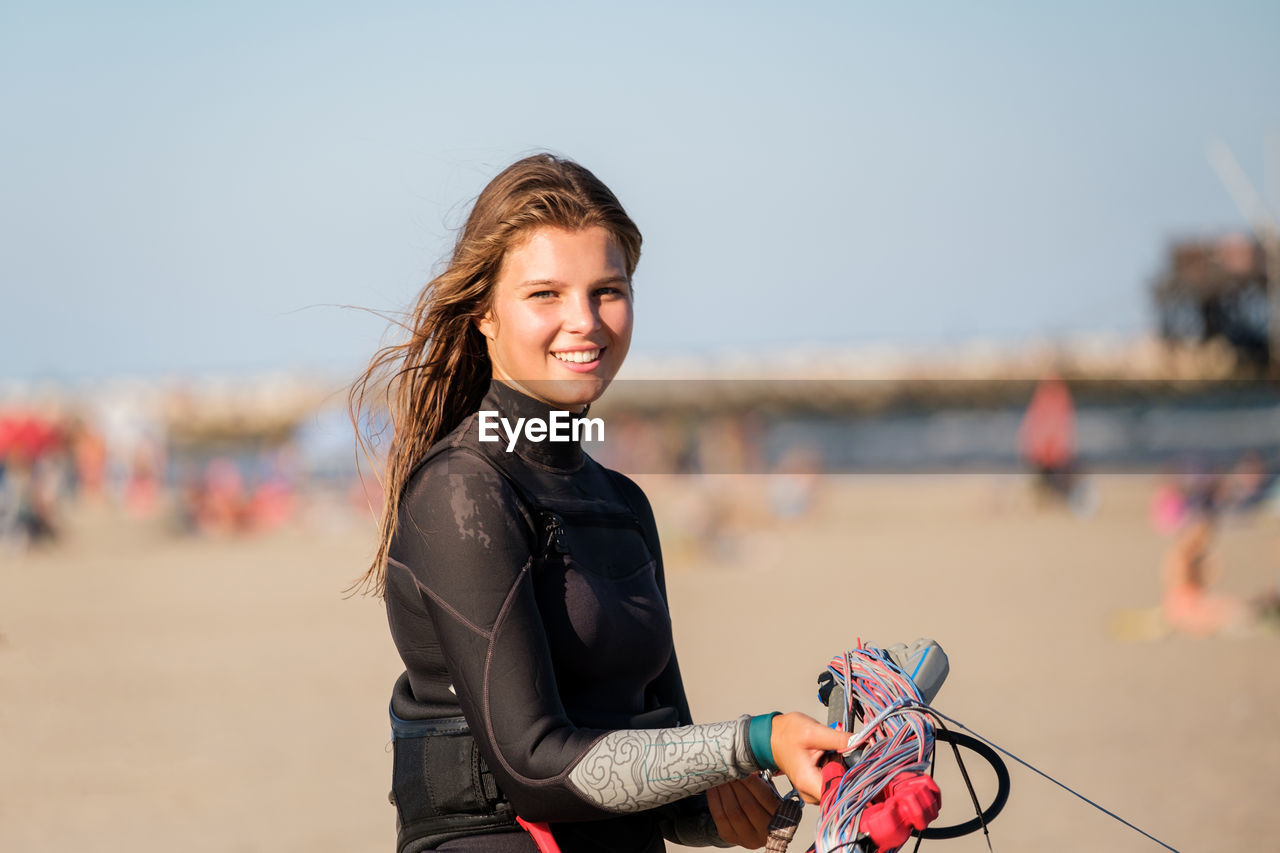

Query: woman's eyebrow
left=517, top=275, right=629, bottom=288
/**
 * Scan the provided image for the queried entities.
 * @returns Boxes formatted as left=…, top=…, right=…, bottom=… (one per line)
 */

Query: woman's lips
left=551, top=347, right=603, bottom=372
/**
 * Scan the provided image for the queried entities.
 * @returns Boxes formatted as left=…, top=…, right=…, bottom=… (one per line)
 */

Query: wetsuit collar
left=482, top=380, right=587, bottom=471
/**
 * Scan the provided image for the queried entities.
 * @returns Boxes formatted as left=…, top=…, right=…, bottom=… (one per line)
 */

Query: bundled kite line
left=815, top=644, right=938, bottom=852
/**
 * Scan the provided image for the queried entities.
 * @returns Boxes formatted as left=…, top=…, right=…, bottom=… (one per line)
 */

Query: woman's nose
left=561, top=292, right=601, bottom=334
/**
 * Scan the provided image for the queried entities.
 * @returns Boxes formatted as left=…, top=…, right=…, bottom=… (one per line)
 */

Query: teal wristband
left=748, top=712, right=781, bottom=772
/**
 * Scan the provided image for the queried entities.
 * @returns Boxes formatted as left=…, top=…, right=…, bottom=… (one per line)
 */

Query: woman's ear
left=475, top=311, right=497, bottom=341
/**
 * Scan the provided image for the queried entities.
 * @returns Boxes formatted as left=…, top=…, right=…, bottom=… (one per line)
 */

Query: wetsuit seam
left=448, top=414, right=478, bottom=449
left=390, top=556, right=496, bottom=640
left=481, top=562, right=593, bottom=791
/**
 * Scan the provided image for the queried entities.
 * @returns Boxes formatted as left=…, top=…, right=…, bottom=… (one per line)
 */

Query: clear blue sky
left=2, top=1, right=1277, bottom=381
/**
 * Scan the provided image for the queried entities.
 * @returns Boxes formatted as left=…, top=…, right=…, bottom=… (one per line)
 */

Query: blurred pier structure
left=1196, top=137, right=1280, bottom=373
left=1153, top=233, right=1274, bottom=369
left=2, top=336, right=1277, bottom=553
left=594, top=338, right=1279, bottom=474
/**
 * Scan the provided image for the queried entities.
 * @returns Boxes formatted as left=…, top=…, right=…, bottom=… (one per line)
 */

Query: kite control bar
left=768, top=639, right=1010, bottom=853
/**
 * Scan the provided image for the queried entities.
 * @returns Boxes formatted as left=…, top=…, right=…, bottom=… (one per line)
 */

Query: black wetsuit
left=385, top=381, right=762, bottom=852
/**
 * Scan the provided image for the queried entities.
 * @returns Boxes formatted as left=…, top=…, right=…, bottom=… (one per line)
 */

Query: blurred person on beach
left=122, top=440, right=164, bottom=519
left=350, top=154, right=867, bottom=852
left=173, top=452, right=298, bottom=536
left=65, top=416, right=108, bottom=503
left=0, top=412, right=65, bottom=549
left=1157, top=458, right=1280, bottom=637
left=1217, top=451, right=1277, bottom=515
left=1149, top=452, right=1278, bottom=536
left=768, top=445, right=823, bottom=521
left=1160, top=516, right=1249, bottom=637
left=1018, top=375, right=1094, bottom=514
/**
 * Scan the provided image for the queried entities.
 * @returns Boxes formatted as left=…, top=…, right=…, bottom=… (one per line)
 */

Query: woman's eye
left=595, top=286, right=628, bottom=298
left=529, top=290, right=557, bottom=300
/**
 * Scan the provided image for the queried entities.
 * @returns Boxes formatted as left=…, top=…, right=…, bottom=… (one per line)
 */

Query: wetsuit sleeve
left=393, top=452, right=763, bottom=824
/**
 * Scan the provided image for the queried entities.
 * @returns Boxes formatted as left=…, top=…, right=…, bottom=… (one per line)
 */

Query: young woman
left=352, top=154, right=852, bottom=852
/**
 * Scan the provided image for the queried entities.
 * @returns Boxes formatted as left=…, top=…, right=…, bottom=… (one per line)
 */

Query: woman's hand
left=770, top=711, right=855, bottom=803
left=707, top=774, right=780, bottom=849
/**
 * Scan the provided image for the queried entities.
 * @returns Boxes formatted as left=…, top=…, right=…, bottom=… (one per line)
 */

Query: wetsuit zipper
left=553, top=509, right=641, bottom=527
left=540, top=510, right=643, bottom=557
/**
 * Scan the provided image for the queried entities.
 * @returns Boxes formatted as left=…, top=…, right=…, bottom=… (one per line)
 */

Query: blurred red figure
left=198, top=457, right=247, bottom=534
left=69, top=421, right=108, bottom=502
left=0, top=412, right=65, bottom=546
left=0, top=412, right=60, bottom=461
left=122, top=441, right=163, bottom=518
left=246, top=476, right=295, bottom=530
left=1019, top=376, right=1077, bottom=503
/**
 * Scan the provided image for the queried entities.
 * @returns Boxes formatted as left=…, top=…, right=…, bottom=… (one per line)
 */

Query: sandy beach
left=2, top=473, right=1276, bottom=852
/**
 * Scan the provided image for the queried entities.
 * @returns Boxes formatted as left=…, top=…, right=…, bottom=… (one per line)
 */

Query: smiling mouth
left=552, top=348, right=602, bottom=364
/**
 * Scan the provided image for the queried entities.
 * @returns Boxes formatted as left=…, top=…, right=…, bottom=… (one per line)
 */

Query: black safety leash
left=940, top=726, right=991, bottom=853
left=921, top=707, right=1182, bottom=853
left=914, top=726, right=1009, bottom=844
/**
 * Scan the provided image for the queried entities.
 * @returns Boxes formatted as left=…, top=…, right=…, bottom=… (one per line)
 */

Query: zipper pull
left=542, top=513, right=568, bottom=555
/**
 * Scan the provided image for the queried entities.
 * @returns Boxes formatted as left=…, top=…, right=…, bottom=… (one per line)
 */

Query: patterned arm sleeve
left=567, top=716, right=758, bottom=813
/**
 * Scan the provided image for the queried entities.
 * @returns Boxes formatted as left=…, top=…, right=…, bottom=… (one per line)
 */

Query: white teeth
left=553, top=349, right=600, bottom=364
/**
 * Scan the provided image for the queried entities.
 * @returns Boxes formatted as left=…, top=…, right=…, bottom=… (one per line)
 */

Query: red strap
left=515, top=817, right=561, bottom=853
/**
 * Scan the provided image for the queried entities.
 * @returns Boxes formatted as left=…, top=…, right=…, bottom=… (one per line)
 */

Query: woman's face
left=477, top=225, right=633, bottom=410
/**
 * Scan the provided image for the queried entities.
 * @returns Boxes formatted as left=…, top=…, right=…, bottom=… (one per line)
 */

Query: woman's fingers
left=708, top=777, right=778, bottom=849
left=707, top=783, right=746, bottom=846
left=737, top=773, right=782, bottom=816
left=726, top=775, right=778, bottom=838
left=770, top=712, right=856, bottom=803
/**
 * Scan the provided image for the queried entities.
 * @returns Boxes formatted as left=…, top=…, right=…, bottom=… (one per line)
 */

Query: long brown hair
left=348, top=153, right=642, bottom=596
